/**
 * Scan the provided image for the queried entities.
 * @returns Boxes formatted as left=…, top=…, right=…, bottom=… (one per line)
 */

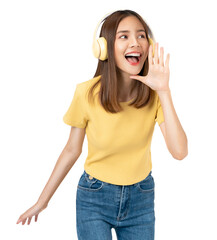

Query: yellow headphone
left=92, top=11, right=156, bottom=61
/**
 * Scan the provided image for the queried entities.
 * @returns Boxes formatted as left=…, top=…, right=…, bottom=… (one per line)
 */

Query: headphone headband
left=92, top=11, right=115, bottom=60
left=93, top=11, right=115, bottom=43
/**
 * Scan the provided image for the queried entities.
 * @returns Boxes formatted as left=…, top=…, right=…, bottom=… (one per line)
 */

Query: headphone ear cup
left=92, top=37, right=108, bottom=61
left=92, top=38, right=100, bottom=59
left=148, top=37, right=155, bottom=58
left=97, top=37, right=108, bottom=61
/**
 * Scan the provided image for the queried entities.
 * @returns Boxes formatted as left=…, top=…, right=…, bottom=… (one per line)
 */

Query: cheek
left=114, top=42, right=125, bottom=58
left=143, top=42, right=150, bottom=56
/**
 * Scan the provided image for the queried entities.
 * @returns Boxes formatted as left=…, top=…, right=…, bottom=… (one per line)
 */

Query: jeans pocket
left=77, top=171, right=104, bottom=192
left=137, top=173, right=155, bottom=193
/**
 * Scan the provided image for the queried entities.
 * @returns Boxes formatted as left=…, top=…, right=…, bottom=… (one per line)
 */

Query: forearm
left=157, top=89, right=188, bottom=159
left=37, top=148, right=80, bottom=207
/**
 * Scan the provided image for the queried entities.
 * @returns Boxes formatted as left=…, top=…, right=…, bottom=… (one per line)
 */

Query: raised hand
left=130, top=42, right=170, bottom=93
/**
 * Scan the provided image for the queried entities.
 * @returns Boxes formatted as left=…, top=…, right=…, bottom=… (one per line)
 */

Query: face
left=114, top=16, right=149, bottom=77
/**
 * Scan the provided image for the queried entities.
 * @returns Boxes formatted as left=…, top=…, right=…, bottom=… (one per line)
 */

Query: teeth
left=125, top=53, right=141, bottom=57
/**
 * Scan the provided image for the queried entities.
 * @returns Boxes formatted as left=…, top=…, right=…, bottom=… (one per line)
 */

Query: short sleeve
left=63, top=84, right=88, bottom=128
left=155, top=94, right=165, bottom=126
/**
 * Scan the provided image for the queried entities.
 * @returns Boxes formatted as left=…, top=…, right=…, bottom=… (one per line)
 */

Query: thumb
left=129, top=75, right=147, bottom=83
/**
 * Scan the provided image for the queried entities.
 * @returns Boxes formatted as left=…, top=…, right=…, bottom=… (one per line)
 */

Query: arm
left=158, top=90, right=188, bottom=160
left=17, top=126, right=86, bottom=225
left=37, top=126, right=85, bottom=206
left=130, top=43, right=188, bottom=160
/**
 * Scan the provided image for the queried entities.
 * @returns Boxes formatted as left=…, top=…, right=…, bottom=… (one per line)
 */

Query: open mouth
left=125, top=53, right=141, bottom=65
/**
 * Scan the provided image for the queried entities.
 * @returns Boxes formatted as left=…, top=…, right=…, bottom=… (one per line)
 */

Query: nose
left=129, top=36, right=141, bottom=48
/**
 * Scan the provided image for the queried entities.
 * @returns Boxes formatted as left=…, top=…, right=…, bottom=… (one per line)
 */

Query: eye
left=120, top=35, right=127, bottom=39
left=138, top=34, right=146, bottom=39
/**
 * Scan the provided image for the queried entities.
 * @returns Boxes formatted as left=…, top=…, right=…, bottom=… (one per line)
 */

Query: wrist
left=156, top=88, right=171, bottom=96
left=37, top=198, right=49, bottom=208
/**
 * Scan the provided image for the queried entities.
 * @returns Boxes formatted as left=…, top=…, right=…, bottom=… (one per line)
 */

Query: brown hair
left=88, top=9, right=155, bottom=113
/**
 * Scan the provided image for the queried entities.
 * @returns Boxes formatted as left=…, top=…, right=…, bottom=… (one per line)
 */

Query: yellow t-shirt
left=63, top=75, right=164, bottom=185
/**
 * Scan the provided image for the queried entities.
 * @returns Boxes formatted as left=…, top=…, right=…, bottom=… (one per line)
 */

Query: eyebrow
left=116, top=29, right=146, bottom=34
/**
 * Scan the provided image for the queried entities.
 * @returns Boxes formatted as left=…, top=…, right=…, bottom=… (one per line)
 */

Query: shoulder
left=76, top=75, right=101, bottom=93
left=153, top=90, right=159, bottom=104
left=75, top=75, right=101, bottom=104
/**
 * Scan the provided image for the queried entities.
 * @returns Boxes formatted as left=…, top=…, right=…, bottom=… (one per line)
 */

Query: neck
left=117, top=69, right=136, bottom=100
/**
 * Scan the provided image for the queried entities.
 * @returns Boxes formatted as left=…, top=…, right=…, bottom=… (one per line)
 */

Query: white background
left=1, top=0, right=216, bottom=239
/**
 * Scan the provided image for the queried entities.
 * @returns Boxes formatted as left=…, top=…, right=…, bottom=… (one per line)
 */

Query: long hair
left=88, top=9, right=155, bottom=113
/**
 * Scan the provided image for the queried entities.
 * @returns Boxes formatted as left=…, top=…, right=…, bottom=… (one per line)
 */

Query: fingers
left=152, top=42, right=169, bottom=68
left=148, top=45, right=153, bottom=65
left=17, top=217, right=31, bottom=225
left=27, top=216, right=32, bottom=225
left=165, top=53, right=170, bottom=68
left=154, top=42, right=159, bottom=64
left=16, top=203, right=45, bottom=225
left=16, top=215, right=24, bottom=224
left=17, top=216, right=27, bottom=225
left=17, top=214, right=37, bottom=225
left=22, top=218, right=27, bottom=225
left=16, top=215, right=27, bottom=225
left=159, top=47, right=164, bottom=66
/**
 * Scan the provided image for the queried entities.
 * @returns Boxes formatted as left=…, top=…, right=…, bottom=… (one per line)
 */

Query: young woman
left=17, top=9, right=188, bottom=240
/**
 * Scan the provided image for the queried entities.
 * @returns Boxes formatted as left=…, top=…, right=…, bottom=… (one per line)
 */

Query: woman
left=17, top=9, right=188, bottom=240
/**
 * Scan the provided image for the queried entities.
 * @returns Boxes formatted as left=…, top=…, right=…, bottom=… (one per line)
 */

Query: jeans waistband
left=83, top=170, right=153, bottom=186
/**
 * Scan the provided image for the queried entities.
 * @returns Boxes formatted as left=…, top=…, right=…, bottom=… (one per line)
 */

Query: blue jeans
left=76, top=170, right=155, bottom=240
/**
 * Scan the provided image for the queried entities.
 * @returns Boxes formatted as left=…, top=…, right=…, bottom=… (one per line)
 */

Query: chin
left=127, top=69, right=142, bottom=76
left=116, top=65, right=143, bottom=77
left=126, top=67, right=142, bottom=74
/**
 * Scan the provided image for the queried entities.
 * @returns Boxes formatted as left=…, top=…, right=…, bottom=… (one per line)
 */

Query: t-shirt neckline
left=119, top=97, right=136, bottom=104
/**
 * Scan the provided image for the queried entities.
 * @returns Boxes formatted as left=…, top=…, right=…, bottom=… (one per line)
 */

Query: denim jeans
left=76, top=170, right=155, bottom=240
